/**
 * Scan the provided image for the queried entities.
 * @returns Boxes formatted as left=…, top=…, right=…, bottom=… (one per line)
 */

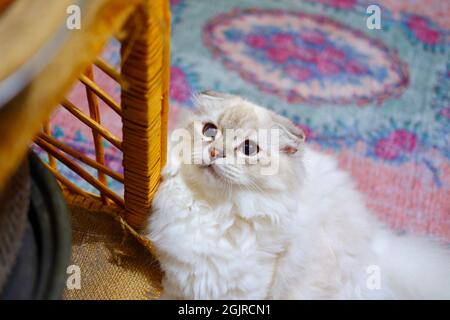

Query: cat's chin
left=186, top=164, right=232, bottom=199
left=199, top=164, right=221, bottom=180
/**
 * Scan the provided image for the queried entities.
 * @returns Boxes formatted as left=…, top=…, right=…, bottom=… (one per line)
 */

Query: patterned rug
left=40, top=0, right=449, bottom=242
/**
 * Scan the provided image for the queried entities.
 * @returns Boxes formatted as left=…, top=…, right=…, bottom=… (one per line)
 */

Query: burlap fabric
left=63, top=200, right=162, bottom=300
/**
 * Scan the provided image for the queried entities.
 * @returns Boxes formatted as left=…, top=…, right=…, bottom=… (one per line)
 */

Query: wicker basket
left=32, top=0, right=170, bottom=247
left=0, top=0, right=170, bottom=298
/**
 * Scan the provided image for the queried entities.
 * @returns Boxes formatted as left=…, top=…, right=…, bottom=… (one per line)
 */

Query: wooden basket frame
left=34, top=0, right=171, bottom=231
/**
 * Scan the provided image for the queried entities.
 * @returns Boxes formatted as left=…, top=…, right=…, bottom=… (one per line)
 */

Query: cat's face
left=176, top=92, right=305, bottom=197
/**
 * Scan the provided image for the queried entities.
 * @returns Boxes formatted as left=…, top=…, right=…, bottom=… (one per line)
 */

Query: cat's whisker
left=246, top=177, right=265, bottom=194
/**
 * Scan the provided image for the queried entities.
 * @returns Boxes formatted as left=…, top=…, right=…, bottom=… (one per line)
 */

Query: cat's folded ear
left=270, top=112, right=305, bottom=155
left=193, top=91, right=239, bottom=113
left=199, top=90, right=235, bottom=100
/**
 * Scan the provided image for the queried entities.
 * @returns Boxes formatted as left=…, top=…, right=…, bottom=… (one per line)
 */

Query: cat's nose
left=209, top=147, right=223, bottom=159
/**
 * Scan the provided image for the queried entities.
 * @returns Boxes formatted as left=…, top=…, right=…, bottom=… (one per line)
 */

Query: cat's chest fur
left=148, top=165, right=286, bottom=299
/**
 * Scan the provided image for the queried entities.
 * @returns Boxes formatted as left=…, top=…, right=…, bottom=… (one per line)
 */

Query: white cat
left=146, top=92, right=450, bottom=299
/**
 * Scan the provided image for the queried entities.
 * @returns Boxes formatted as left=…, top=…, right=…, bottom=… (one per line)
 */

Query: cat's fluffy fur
left=146, top=93, right=450, bottom=299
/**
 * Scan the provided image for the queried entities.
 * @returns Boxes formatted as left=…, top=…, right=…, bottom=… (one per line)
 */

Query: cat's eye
left=202, top=123, right=218, bottom=138
left=240, top=139, right=259, bottom=156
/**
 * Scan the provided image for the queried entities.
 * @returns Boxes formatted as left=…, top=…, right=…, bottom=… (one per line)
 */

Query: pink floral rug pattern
left=39, top=0, right=449, bottom=242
